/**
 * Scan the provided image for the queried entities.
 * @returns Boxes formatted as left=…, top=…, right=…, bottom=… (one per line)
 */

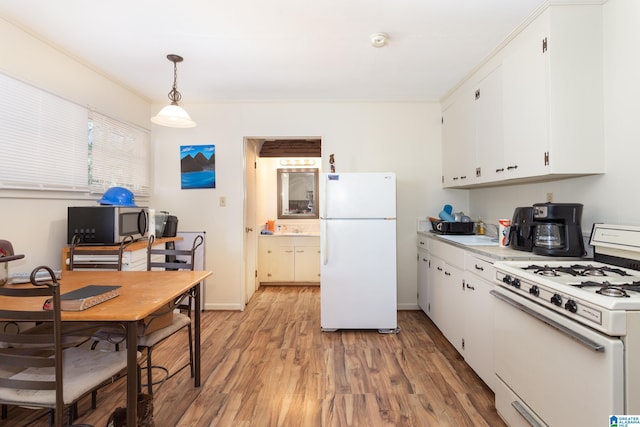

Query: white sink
left=437, top=234, right=499, bottom=246
left=274, top=232, right=320, bottom=236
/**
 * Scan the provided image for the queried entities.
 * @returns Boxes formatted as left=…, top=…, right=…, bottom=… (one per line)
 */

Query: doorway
left=242, top=137, right=322, bottom=304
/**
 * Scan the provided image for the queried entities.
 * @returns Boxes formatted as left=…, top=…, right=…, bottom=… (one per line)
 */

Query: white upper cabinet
left=442, top=3, right=604, bottom=189
left=474, top=65, right=504, bottom=184
left=442, top=64, right=503, bottom=187
left=442, top=90, right=475, bottom=187
left=501, top=12, right=549, bottom=180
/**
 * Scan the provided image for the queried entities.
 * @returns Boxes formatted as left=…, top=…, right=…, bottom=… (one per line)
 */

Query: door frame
left=243, top=138, right=259, bottom=305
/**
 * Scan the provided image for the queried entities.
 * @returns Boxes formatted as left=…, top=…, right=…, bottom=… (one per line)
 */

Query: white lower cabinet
left=417, top=245, right=430, bottom=314
left=420, top=236, right=496, bottom=391
left=427, top=240, right=465, bottom=354
left=259, top=236, right=320, bottom=283
left=463, top=253, right=496, bottom=391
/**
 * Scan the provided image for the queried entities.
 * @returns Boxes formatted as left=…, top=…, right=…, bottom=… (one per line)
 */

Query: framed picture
left=180, top=145, right=216, bottom=189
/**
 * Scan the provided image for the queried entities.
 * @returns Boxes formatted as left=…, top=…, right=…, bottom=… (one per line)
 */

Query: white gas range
left=492, top=223, right=640, bottom=427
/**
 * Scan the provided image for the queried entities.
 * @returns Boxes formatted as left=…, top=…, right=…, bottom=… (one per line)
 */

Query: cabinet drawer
left=417, top=235, right=429, bottom=250
left=465, top=252, right=495, bottom=283
left=430, top=239, right=465, bottom=269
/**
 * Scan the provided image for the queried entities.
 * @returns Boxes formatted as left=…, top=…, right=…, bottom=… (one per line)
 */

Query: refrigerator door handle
left=322, top=220, right=328, bottom=265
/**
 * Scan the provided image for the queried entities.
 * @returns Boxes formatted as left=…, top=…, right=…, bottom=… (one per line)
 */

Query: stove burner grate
left=597, top=286, right=630, bottom=298
left=522, top=264, right=634, bottom=277
left=573, top=280, right=640, bottom=297
left=523, top=265, right=561, bottom=277
left=571, top=264, right=632, bottom=277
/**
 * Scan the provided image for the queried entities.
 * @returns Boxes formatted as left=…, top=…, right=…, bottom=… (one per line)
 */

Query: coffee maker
left=509, top=206, right=535, bottom=252
left=532, top=202, right=586, bottom=257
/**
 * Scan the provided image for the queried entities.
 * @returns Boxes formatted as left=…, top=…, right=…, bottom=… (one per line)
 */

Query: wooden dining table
left=0, top=269, right=212, bottom=425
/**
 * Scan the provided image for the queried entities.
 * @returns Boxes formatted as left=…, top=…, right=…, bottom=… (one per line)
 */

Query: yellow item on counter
left=477, top=218, right=485, bottom=235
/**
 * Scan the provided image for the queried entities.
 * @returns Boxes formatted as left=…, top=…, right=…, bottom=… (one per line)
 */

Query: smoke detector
left=370, top=33, right=389, bottom=48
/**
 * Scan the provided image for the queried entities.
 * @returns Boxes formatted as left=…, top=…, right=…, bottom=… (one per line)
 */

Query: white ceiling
left=0, top=0, right=546, bottom=103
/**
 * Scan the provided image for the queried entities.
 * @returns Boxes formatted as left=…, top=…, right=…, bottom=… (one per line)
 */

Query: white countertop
left=417, top=231, right=566, bottom=261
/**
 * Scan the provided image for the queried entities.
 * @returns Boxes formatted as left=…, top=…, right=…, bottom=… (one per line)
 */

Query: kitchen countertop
left=259, top=232, right=320, bottom=237
left=417, top=231, right=572, bottom=261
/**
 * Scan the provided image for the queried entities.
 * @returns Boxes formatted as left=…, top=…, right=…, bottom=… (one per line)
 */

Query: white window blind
left=0, top=72, right=89, bottom=191
left=89, top=111, right=150, bottom=197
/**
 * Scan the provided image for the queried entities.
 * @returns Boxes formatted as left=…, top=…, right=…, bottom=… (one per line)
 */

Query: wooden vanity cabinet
left=258, top=235, right=320, bottom=284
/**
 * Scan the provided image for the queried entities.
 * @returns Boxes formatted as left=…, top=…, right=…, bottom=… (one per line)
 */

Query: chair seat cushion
left=136, top=312, right=191, bottom=348
left=0, top=346, right=130, bottom=406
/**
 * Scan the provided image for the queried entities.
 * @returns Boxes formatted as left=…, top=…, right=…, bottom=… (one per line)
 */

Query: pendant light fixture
left=151, top=54, right=196, bottom=128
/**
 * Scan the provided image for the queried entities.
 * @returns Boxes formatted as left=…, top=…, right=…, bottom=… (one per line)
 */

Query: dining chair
left=0, top=266, right=129, bottom=426
left=68, top=234, right=135, bottom=351
left=138, top=234, right=204, bottom=395
left=67, top=234, right=135, bottom=412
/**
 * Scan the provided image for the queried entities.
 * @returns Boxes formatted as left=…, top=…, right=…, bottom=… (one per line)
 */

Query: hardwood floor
left=2, top=286, right=505, bottom=426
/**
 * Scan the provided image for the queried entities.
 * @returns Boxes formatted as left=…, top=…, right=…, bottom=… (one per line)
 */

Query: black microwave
left=67, top=206, right=149, bottom=245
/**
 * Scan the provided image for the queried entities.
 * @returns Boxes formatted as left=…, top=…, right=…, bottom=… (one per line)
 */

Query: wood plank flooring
left=1, top=286, right=505, bottom=426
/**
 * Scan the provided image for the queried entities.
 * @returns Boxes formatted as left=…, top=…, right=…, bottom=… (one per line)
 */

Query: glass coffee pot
left=534, top=223, right=565, bottom=249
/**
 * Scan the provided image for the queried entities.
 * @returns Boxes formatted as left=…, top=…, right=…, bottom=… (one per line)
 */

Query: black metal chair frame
left=0, top=266, right=128, bottom=426
left=69, top=234, right=135, bottom=272
left=139, top=234, right=204, bottom=395
left=68, top=234, right=135, bottom=411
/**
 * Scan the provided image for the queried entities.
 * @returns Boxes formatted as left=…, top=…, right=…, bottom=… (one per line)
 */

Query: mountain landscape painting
left=180, top=145, right=216, bottom=189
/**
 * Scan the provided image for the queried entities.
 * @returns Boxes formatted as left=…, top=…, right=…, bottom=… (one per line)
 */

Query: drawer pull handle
left=466, top=284, right=475, bottom=290
left=444, top=271, right=451, bottom=276
left=475, top=264, right=484, bottom=271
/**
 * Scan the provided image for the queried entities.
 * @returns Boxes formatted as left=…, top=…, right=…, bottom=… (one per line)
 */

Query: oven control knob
left=529, top=285, right=540, bottom=297
left=565, top=300, right=578, bottom=313
left=551, top=294, right=563, bottom=306
left=502, top=275, right=512, bottom=285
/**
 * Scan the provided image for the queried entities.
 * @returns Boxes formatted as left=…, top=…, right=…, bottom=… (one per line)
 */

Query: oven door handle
left=490, top=290, right=605, bottom=352
left=511, top=401, right=544, bottom=427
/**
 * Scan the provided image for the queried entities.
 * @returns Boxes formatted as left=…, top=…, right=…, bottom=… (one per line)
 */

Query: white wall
left=1, top=11, right=468, bottom=311
left=0, top=17, right=150, bottom=128
left=150, top=102, right=467, bottom=310
left=468, top=0, right=640, bottom=237
left=0, top=17, right=149, bottom=272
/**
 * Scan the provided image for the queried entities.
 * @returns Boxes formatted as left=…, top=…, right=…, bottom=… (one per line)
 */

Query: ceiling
left=0, top=0, right=546, bottom=104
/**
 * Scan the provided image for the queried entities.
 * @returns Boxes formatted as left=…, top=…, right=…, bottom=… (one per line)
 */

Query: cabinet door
left=442, top=92, right=476, bottom=187
left=475, top=65, right=504, bottom=184
left=272, top=245, right=295, bottom=281
left=502, top=11, right=549, bottom=179
left=463, top=271, right=495, bottom=391
left=294, top=246, right=320, bottom=282
left=260, top=244, right=294, bottom=282
left=430, top=255, right=464, bottom=354
left=417, top=247, right=430, bottom=314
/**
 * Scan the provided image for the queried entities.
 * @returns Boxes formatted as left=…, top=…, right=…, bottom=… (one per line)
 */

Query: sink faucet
left=484, top=223, right=499, bottom=238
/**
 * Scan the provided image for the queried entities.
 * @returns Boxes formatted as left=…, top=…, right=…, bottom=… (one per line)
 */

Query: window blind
left=0, top=72, right=89, bottom=191
left=88, top=111, right=150, bottom=197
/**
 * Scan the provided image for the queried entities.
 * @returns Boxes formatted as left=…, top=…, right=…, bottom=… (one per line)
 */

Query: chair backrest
left=69, top=234, right=134, bottom=271
left=0, top=266, right=65, bottom=425
left=146, top=234, right=204, bottom=272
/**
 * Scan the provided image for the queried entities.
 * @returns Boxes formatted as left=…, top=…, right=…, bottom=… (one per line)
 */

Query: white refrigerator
left=320, top=172, right=397, bottom=332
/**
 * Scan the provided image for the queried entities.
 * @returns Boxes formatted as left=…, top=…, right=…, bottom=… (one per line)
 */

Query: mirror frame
left=277, top=168, right=319, bottom=219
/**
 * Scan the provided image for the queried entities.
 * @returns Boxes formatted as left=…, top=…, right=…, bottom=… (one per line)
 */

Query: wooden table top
left=0, top=270, right=212, bottom=322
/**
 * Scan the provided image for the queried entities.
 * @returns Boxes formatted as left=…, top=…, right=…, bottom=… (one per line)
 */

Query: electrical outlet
left=219, top=196, right=226, bottom=207
left=546, top=192, right=553, bottom=203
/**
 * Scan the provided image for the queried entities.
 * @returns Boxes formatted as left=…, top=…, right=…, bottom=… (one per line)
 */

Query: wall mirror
left=277, top=168, right=319, bottom=219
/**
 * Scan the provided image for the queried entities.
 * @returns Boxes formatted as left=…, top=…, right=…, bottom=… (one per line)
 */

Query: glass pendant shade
left=151, top=103, right=196, bottom=128
left=151, top=54, right=196, bottom=128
